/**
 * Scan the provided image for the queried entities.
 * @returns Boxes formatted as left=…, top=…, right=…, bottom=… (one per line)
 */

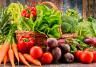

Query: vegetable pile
left=0, top=2, right=96, bottom=67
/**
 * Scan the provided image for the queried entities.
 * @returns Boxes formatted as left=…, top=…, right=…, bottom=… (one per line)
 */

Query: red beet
left=47, top=38, right=58, bottom=48
left=58, top=39, right=65, bottom=45
left=84, top=38, right=93, bottom=44
left=52, top=47, right=62, bottom=62
left=64, top=53, right=74, bottom=63
left=84, top=38, right=96, bottom=47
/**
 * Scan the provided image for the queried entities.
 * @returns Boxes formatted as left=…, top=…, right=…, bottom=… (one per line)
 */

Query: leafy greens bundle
left=61, top=9, right=80, bottom=33
left=76, top=17, right=96, bottom=38
left=22, top=5, right=62, bottom=38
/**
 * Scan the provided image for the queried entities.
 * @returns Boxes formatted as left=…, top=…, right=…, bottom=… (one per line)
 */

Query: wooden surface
left=1, top=63, right=96, bottom=67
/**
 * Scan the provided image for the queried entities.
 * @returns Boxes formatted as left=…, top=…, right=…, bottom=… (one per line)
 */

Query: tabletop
left=1, top=63, right=96, bottom=67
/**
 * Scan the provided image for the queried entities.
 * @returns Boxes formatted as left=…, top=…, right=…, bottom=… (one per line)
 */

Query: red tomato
left=41, top=52, right=53, bottom=64
left=21, top=9, right=27, bottom=17
left=31, top=11, right=36, bottom=17
left=30, top=46, right=43, bottom=59
left=80, top=51, right=93, bottom=64
left=25, top=13, right=30, bottom=18
left=93, top=51, right=96, bottom=62
left=30, top=7, right=36, bottom=12
left=75, top=50, right=83, bottom=60
left=27, top=6, right=31, bottom=10
left=21, top=6, right=36, bottom=18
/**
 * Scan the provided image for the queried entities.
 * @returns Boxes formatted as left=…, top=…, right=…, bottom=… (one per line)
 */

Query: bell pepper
left=17, top=35, right=35, bottom=53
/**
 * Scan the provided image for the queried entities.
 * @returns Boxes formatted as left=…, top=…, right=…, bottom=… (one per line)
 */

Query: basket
left=34, top=32, right=47, bottom=45
left=15, top=2, right=62, bottom=45
left=15, top=30, right=35, bottom=42
left=15, top=30, right=47, bottom=46
left=61, top=33, right=78, bottom=39
left=41, top=1, right=58, bottom=10
left=41, top=2, right=78, bottom=39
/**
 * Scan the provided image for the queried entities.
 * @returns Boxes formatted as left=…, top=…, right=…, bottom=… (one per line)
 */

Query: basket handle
left=41, top=1, right=58, bottom=10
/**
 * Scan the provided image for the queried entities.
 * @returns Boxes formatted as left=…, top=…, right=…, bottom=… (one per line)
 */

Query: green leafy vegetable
left=0, top=8, right=11, bottom=35
left=70, top=38, right=89, bottom=53
left=61, top=9, right=80, bottom=33
left=0, top=8, right=11, bottom=44
left=76, top=20, right=93, bottom=38
left=88, top=17, right=96, bottom=36
left=76, top=17, right=96, bottom=38
left=7, top=3, right=23, bottom=23
left=34, top=5, right=62, bottom=38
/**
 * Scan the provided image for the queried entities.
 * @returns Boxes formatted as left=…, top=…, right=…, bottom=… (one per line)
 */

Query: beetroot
left=64, top=53, right=74, bottom=63
left=84, top=38, right=96, bottom=47
left=47, top=38, right=58, bottom=48
left=59, top=44, right=70, bottom=53
left=58, top=39, right=65, bottom=45
left=52, top=47, right=62, bottom=62
left=84, top=38, right=93, bottom=45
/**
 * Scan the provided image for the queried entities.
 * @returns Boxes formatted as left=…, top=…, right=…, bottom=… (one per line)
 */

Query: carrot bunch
left=0, top=33, right=11, bottom=64
left=0, top=32, right=18, bottom=67
left=0, top=32, right=41, bottom=67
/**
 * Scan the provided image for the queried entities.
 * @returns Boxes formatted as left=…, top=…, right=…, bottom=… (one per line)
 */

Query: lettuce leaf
left=33, top=5, right=62, bottom=38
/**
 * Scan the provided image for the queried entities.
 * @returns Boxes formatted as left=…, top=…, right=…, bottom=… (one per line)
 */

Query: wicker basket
left=15, top=30, right=47, bottom=46
left=41, top=2, right=78, bottom=39
left=15, top=2, right=62, bottom=45
left=34, top=32, right=47, bottom=45
left=15, top=31, right=35, bottom=41
left=61, top=33, right=78, bottom=39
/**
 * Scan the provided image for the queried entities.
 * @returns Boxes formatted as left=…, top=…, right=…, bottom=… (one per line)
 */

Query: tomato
left=31, top=11, right=36, bottom=17
left=25, top=13, right=30, bottom=18
left=21, top=6, right=36, bottom=18
left=30, top=7, right=36, bottom=12
left=41, top=52, right=53, bottom=64
left=30, top=46, right=43, bottom=59
left=75, top=50, right=83, bottom=60
left=80, top=51, right=93, bottom=64
left=21, top=9, right=27, bottom=17
left=93, top=51, right=96, bottom=62
left=27, top=6, right=31, bottom=10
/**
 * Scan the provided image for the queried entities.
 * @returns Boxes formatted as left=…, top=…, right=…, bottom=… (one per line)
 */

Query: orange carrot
left=4, top=54, right=8, bottom=66
left=12, top=42, right=19, bottom=63
left=0, top=45, right=2, bottom=49
left=24, top=54, right=41, bottom=66
left=0, top=42, right=10, bottom=64
left=18, top=52, right=31, bottom=67
left=8, top=46, right=15, bottom=67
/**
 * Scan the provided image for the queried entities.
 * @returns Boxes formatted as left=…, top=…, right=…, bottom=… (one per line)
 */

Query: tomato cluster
left=21, top=6, right=36, bottom=18
left=75, top=49, right=96, bottom=63
left=30, top=46, right=53, bottom=64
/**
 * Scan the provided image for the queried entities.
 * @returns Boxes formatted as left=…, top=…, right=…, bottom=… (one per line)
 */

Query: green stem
left=23, top=20, right=31, bottom=31
left=17, top=17, right=23, bottom=31
left=5, top=30, right=12, bottom=44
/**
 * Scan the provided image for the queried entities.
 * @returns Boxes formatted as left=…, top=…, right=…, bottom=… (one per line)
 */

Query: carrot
left=18, top=52, right=31, bottom=67
left=8, top=45, right=15, bottom=67
left=0, top=45, right=2, bottom=49
left=4, top=54, right=8, bottom=66
left=12, top=40, right=19, bottom=63
left=24, top=54, right=41, bottom=66
left=0, top=42, right=10, bottom=64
